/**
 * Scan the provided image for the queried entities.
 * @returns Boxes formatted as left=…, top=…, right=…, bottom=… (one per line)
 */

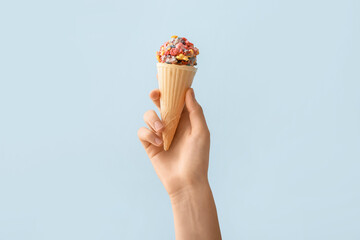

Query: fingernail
left=154, top=121, right=163, bottom=131
left=155, top=137, right=162, bottom=145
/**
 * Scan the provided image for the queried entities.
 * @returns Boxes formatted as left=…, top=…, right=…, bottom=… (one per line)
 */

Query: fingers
left=185, top=88, right=209, bottom=133
left=137, top=88, right=164, bottom=157
left=149, top=89, right=160, bottom=109
left=137, top=127, right=163, bottom=148
left=143, top=110, right=164, bottom=132
left=138, top=109, right=164, bottom=158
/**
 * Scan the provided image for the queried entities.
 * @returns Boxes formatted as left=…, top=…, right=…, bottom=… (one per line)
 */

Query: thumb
left=185, top=88, right=208, bottom=131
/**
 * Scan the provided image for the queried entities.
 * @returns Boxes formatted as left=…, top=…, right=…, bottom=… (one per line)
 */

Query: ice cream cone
left=157, top=63, right=197, bottom=151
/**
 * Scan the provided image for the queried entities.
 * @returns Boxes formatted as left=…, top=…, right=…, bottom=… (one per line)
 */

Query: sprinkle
left=176, top=42, right=184, bottom=49
left=170, top=48, right=179, bottom=56
left=176, top=54, right=189, bottom=61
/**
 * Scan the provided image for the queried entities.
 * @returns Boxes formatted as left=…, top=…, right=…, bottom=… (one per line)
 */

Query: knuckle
left=149, top=109, right=156, bottom=116
left=143, top=109, right=156, bottom=120
left=137, top=127, right=148, bottom=138
left=193, top=127, right=210, bottom=140
left=193, top=105, right=204, bottom=115
left=143, top=110, right=151, bottom=121
left=137, top=127, right=143, bottom=138
left=204, top=129, right=211, bottom=139
left=203, top=127, right=210, bottom=136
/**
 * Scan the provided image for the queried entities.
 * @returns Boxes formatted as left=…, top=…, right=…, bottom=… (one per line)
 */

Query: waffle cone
left=157, top=63, right=197, bottom=151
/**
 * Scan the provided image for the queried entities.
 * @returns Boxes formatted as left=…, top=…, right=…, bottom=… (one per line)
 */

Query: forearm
left=170, top=181, right=222, bottom=240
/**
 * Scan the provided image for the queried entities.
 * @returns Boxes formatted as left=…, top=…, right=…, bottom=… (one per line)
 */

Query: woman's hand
left=137, top=88, right=210, bottom=198
left=138, top=87, right=221, bottom=240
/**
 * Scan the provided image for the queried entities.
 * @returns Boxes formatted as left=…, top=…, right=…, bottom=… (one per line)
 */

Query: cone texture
left=157, top=63, right=197, bottom=151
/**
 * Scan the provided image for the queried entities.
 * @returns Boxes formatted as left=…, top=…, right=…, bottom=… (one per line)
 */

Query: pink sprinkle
left=176, top=42, right=184, bottom=49
left=170, top=48, right=179, bottom=56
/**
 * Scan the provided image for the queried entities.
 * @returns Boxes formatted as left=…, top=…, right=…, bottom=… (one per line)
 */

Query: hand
left=138, top=87, right=221, bottom=240
left=137, top=87, right=210, bottom=197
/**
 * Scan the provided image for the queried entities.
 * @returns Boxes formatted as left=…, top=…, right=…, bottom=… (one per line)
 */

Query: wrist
left=169, top=178, right=211, bottom=205
left=169, top=178, right=221, bottom=240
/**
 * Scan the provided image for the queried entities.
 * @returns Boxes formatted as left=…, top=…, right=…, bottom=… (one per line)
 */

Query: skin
left=137, top=87, right=222, bottom=240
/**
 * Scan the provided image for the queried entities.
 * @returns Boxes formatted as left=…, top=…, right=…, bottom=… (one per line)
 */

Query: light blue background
left=0, top=0, right=359, bottom=239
